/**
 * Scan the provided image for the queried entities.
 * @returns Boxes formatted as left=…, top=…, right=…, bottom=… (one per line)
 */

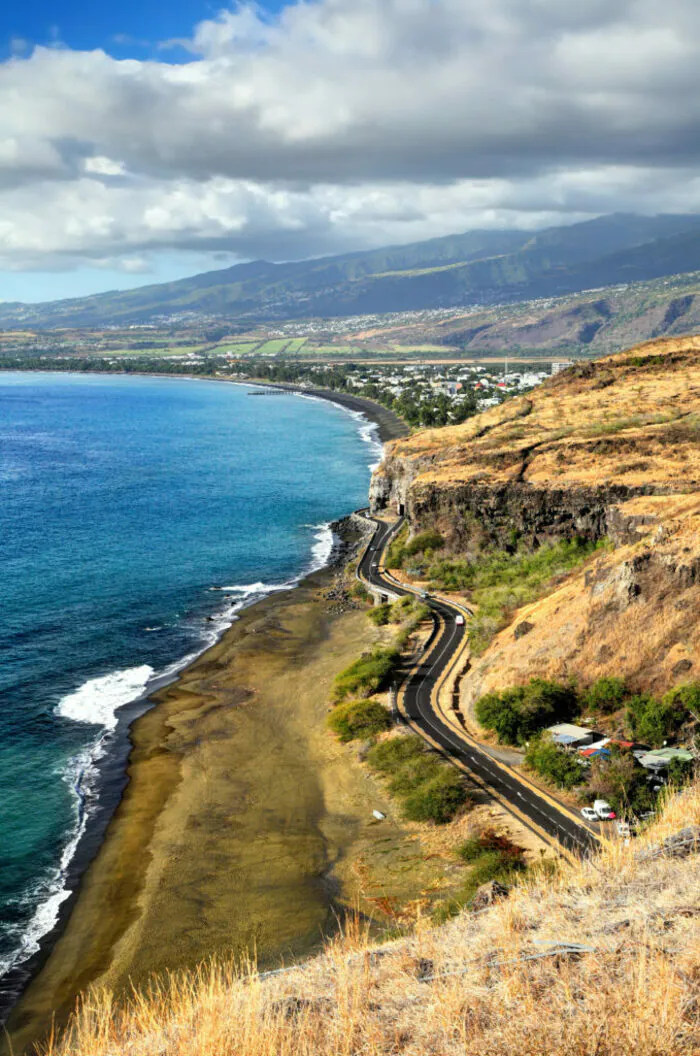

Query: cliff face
left=371, top=336, right=700, bottom=698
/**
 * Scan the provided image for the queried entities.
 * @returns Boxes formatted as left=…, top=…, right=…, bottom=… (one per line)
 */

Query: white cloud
left=2, top=0, right=700, bottom=275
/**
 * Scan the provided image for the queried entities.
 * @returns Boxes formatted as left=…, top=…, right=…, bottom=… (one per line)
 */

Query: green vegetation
left=583, top=676, right=629, bottom=714
left=435, top=831, right=527, bottom=921
left=475, top=679, right=578, bottom=747
left=367, top=604, right=391, bottom=626
left=587, top=749, right=654, bottom=817
left=524, top=735, right=585, bottom=790
left=388, top=530, right=603, bottom=655
left=366, top=736, right=471, bottom=825
left=627, top=689, right=693, bottom=748
left=326, top=700, right=393, bottom=742
left=333, top=646, right=401, bottom=701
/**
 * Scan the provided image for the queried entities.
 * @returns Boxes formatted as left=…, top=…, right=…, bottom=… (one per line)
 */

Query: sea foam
left=56, top=665, right=155, bottom=731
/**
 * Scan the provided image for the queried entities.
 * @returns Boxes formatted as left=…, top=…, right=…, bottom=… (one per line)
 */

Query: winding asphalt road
left=358, top=515, right=599, bottom=858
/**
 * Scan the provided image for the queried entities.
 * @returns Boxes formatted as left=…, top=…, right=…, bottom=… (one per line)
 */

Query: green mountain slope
left=3, top=213, right=700, bottom=327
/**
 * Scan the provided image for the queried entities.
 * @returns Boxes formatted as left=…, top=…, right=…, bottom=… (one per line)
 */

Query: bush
left=327, top=700, right=393, bottom=742
left=366, top=735, right=426, bottom=774
left=668, top=757, right=695, bottom=786
left=404, top=530, right=445, bottom=557
left=626, top=691, right=689, bottom=747
left=588, top=750, right=654, bottom=816
left=583, top=677, right=628, bottom=714
left=475, top=678, right=578, bottom=746
left=436, top=834, right=526, bottom=922
left=429, top=537, right=604, bottom=654
left=524, top=736, right=584, bottom=790
left=388, top=754, right=443, bottom=795
left=402, top=769, right=470, bottom=824
left=367, top=604, right=391, bottom=626
left=333, top=646, right=400, bottom=701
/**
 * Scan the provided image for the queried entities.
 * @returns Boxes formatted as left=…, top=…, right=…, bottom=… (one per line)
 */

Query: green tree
left=583, top=677, right=628, bottom=714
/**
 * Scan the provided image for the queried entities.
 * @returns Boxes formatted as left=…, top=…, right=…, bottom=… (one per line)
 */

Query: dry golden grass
left=379, top=336, right=700, bottom=492
left=34, top=786, right=700, bottom=1056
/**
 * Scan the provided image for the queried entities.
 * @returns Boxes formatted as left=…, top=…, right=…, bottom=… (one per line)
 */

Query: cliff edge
left=370, top=336, right=700, bottom=704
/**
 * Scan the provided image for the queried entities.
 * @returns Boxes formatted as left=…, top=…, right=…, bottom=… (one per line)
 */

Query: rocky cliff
left=371, top=336, right=700, bottom=700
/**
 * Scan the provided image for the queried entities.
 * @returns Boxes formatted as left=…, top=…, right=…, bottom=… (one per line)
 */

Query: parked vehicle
left=455, top=614, right=465, bottom=626
left=581, top=807, right=599, bottom=822
left=420, top=591, right=430, bottom=600
left=593, top=799, right=616, bottom=820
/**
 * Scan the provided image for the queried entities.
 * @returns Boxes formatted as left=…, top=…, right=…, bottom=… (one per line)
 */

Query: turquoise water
left=0, top=372, right=379, bottom=1001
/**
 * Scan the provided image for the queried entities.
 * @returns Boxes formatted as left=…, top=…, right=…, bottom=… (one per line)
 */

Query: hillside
left=31, top=784, right=700, bottom=1055
left=371, top=337, right=700, bottom=707
left=3, top=213, right=700, bottom=328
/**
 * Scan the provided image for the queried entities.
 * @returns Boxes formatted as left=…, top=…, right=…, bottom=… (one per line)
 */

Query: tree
left=524, top=736, right=584, bottom=790
left=583, top=677, right=628, bottom=714
left=588, top=750, right=654, bottom=816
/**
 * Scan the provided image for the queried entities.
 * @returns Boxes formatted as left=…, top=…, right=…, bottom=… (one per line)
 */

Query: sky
left=3, top=0, right=700, bottom=302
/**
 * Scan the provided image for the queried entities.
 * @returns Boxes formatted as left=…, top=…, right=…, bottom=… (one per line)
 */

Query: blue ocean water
left=0, top=372, right=379, bottom=995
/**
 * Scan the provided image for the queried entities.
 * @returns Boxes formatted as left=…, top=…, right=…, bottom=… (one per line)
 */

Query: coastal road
left=358, top=515, right=599, bottom=859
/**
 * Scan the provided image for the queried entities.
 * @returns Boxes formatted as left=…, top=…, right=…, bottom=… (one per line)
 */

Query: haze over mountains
left=4, top=213, right=700, bottom=328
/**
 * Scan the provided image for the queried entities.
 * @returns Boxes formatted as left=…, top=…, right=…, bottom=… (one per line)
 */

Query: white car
left=455, top=614, right=465, bottom=626
left=580, top=807, right=599, bottom=822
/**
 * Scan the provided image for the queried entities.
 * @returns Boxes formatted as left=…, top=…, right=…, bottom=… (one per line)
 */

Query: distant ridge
left=3, top=212, right=700, bottom=328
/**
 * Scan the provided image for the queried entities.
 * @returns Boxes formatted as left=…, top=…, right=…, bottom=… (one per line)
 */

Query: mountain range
left=5, top=212, right=700, bottom=328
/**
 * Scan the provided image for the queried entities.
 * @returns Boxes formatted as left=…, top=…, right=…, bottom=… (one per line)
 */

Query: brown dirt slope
left=370, top=336, right=700, bottom=700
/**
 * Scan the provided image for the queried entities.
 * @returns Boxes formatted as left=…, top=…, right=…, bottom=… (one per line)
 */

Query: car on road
left=580, top=807, right=599, bottom=822
left=593, top=799, right=616, bottom=820
left=455, top=614, right=465, bottom=625
left=420, top=590, right=430, bottom=600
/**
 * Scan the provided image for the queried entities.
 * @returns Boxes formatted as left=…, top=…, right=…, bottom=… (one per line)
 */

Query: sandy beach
left=8, top=540, right=481, bottom=1053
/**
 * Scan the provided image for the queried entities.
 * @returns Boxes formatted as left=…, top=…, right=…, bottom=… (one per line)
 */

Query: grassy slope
left=36, top=783, right=700, bottom=1056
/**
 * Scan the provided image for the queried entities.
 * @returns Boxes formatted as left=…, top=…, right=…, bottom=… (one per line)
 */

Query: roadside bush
left=475, top=678, right=578, bottom=746
left=366, top=735, right=425, bottom=774
left=402, top=769, right=470, bottom=824
left=626, top=691, right=689, bottom=747
left=367, top=735, right=470, bottom=825
left=351, top=582, right=370, bottom=602
left=524, top=736, right=585, bottom=790
left=367, top=604, right=391, bottom=626
left=388, top=754, right=443, bottom=795
left=333, top=646, right=400, bottom=701
left=429, top=537, right=605, bottom=654
left=404, top=530, right=445, bottom=557
left=427, top=558, right=474, bottom=591
left=327, top=700, right=392, bottom=742
left=583, top=676, right=629, bottom=714
left=435, top=832, right=526, bottom=921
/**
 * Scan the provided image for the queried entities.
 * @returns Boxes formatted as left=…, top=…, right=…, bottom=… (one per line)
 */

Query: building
left=638, top=747, right=694, bottom=771
left=548, top=723, right=596, bottom=749
left=551, top=360, right=574, bottom=376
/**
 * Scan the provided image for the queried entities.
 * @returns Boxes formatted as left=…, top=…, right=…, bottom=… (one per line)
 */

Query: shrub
left=475, top=678, right=578, bottom=746
left=524, top=736, right=584, bottom=790
left=583, top=676, right=629, bottom=714
left=436, top=834, right=526, bottom=922
left=351, top=582, right=370, bottom=602
left=428, top=558, right=474, bottom=591
left=404, top=530, right=445, bottom=557
left=388, top=754, right=443, bottom=795
left=402, top=769, right=470, bottom=824
left=327, top=700, right=393, bottom=742
left=366, top=736, right=426, bottom=774
left=333, top=646, right=400, bottom=701
left=367, top=604, right=391, bottom=626
left=626, top=691, right=689, bottom=747
left=588, top=750, right=654, bottom=816
left=667, top=757, right=695, bottom=786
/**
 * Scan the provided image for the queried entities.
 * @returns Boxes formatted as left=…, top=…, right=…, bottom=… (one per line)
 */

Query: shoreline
left=4, top=523, right=372, bottom=1051
left=0, top=372, right=401, bottom=1033
left=0, top=367, right=409, bottom=446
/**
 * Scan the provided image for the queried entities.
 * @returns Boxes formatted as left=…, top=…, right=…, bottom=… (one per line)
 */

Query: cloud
left=2, top=0, right=700, bottom=274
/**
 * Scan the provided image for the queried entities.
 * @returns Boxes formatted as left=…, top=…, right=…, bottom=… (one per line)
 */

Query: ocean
left=0, top=371, right=380, bottom=1005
